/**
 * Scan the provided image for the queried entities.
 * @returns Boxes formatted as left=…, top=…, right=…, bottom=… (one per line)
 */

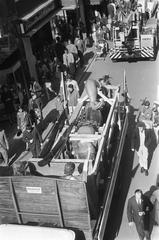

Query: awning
left=62, top=5, right=77, bottom=10
left=61, top=0, right=77, bottom=8
left=0, top=61, right=21, bottom=75
left=0, top=61, right=21, bottom=86
left=90, top=0, right=103, bottom=5
left=56, top=5, right=77, bottom=17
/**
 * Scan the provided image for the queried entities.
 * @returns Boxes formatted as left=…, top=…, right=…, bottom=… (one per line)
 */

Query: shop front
left=17, top=0, right=62, bottom=80
left=0, top=60, right=26, bottom=121
left=60, top=0, right=86, bottom=31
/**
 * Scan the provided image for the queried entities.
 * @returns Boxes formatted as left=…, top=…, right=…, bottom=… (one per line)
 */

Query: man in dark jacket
left=23, top=125, right=43, bottom=158
left=127, top=189, right=153, bottom=240
left=131, top=122, right=152, bottom=176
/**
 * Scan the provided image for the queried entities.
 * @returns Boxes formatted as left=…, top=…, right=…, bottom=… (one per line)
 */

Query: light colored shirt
left=66, top=80, right=79, bottom=92
left=139, top=129, right=145, bottom=147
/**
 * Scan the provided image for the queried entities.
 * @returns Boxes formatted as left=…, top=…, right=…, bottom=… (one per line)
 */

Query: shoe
left=145, top=170, right=149, bottom=176
left=141, top=167, right=145, bottom=173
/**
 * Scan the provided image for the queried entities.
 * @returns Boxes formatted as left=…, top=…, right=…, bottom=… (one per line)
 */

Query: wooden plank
left=13, top=178, right=58, bottom=214
left=55, top=180, right=64, bottom=227
left=9, top=178, right=22, bottom=224
left=0, top=176, right=93, bottom=239
left=29, top=158, right=92, bottom=163
left=57, top=180, right=92, bottom=231
left=69, top=133, right=101, bottom=141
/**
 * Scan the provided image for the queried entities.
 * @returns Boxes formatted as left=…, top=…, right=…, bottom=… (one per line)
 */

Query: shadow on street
left=104, top=104, right=138, bottom=239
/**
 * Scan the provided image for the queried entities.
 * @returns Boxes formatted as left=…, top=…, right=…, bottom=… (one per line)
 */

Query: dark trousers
left=136, top=223, right=151, bottom=240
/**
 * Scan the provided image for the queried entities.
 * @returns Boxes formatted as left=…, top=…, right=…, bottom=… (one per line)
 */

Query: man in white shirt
left=131, top=122, right=152, bottom=176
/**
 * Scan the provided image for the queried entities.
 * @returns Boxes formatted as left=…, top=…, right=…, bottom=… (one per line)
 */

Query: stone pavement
left=1, top=46, right=96, bottom=165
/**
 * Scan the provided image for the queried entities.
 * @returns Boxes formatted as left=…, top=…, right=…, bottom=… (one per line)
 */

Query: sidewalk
left=1, top=46, right=95, bottom=165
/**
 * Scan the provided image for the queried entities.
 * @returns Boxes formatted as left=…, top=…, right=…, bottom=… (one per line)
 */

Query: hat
left=154, top=101, right=159, bottom=106
left=144, top=100, right=150, bottom=106
left=64, top=162, right=75, bottom=175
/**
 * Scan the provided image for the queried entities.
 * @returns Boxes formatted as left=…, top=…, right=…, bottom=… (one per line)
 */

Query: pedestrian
left=66, top=39, right=78, bottom=64
left=22, top=125, right=43, bottom=158
left=66, top=74, right=79, bottom=93
left=1, top=85, right=16, bottom=124
left=54, top=94, right=64, bottom=117
left=100, top=40, right=109, bottom=60
left=0, top=128, right=9, bottom=166
left=150, top=182, right=159, bottom=225
left=127, top=189, right=153, bottom=240
left=63, top=48, right=75, bottom=78
left=17, top=85, right=24, bottom=107
left=16, top=105, right=28, bottom=135
left=74, top=35, right=85, bottom=67
left=131, top=122, right=152, bottom=176
left=135, top=99, right=153, bottom=129
left=67, top=84, right=79, bottom=115
left=30, top=78, right=43, bottom=120
left=152, top=101, right=159, bottom=144
left=53, top=36, right=65, bottom=63
left=63, top=162, right=78, bottom=180
left=107, top=0, right=116, bottom=20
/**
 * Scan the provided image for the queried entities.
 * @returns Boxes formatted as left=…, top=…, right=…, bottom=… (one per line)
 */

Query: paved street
left=81, top=51, right=159, bottom=239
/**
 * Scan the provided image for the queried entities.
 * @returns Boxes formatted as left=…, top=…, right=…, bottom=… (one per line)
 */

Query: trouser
left=0, top=148, right=8, bottom=165
left=137, top=145, right=148, bottom=170
left=78, top=51, right=84, bottom=67
left=92, top=32, right=97, bottom=45
left=154, top=126, right=159, bottom=144
left=136, top=222, right=151, bottom=240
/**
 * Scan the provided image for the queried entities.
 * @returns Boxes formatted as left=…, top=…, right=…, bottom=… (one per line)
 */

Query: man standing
left=131, top=122, right=152, bottom=176
left=0, top=129, right=9, bottom=165
left=127, top=189, right=153, bottom=240
left=30, top=78, right=43, bottom=119
left=74, top=35, right=85, bottom=67
left=22, top=125, right=43, bottom=158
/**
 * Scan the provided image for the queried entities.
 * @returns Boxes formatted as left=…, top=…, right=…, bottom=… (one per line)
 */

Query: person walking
left=67, top=84, right=79, bottom=115
left=1, top=85, right=15, bottom=124
left=150, top=183, right=159, bottom=225
left=131, top=122, right=152, bottom=176
left=152, top=101, right=159, bottom=144
left=63, top=48, right=75, bottom=78
left=66, top=39, right=78, bottom=64
left=135, top=100, right=153, bottom=129
left=127, top=189, right=153, bottom=240
left=22, top=125, right=43, bottom=158
left=30, top=78, right=43, bottom=120
left=74, top=35, right=85, bottom=67
left=0, top=128, right=9, bottom=166
left=16, top=105, right=28, bottom=135
left=66, top=74, right=79, bottom=93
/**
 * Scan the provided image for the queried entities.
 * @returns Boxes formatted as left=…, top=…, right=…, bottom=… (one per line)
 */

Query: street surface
left=80, top=50, right=159, bottom=239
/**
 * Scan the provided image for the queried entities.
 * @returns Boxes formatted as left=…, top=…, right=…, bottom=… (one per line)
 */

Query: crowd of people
left=131, top=98, right=159, bottom=176
left=0, top=15, right=89, bottom=163
left=128, top=98, right=159, bottom=240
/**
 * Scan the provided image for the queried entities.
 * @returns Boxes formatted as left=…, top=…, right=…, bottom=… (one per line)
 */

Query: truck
left=0, top=69, right=129, bottom=240
left=109, top=0, right=159, bottom=61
